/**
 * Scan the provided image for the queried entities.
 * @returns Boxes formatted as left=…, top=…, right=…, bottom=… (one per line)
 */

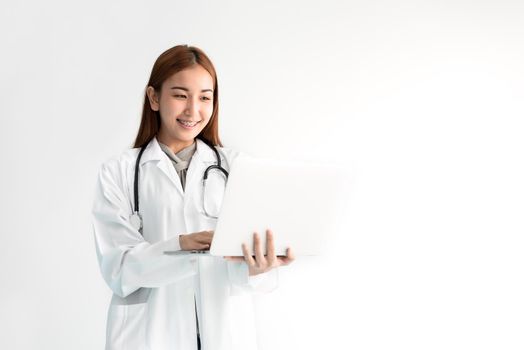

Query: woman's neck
left=157, top=131, right=195, bottom=154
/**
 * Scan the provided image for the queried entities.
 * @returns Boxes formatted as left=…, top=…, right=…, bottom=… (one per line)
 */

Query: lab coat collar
left=138, top=136, right=215, bottom=166
left=138, top=136, right=164, bottom=166
left=137, top=136, right=218, bottom=197
left=194, top=138, right=219, bottom=163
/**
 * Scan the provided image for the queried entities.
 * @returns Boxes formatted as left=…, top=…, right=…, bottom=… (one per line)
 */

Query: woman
left=91, top=44, right=294, bottom=350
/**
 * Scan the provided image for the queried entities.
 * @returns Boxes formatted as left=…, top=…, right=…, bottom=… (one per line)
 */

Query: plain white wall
left=1, top=0, right=523, bottom=349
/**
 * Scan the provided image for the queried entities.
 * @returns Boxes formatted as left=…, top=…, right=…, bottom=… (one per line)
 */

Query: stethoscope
left=129, top=136, right=229, bottom=233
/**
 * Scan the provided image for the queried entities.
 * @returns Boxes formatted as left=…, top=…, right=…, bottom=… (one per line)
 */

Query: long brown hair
left=133, top=44, right=222, bottom=149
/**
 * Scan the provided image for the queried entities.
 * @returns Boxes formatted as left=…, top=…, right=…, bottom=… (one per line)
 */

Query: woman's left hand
left=225, top=229, right=295, bottom=276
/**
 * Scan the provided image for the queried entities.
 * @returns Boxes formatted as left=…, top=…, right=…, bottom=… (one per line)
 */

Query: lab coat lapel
left=156, top=157, right=184, bottom=196
left=139, top=136, right=184, bottom=197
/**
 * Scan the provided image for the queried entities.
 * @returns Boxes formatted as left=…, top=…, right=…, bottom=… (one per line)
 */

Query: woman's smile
left=177, top=119, right=201, bottom=129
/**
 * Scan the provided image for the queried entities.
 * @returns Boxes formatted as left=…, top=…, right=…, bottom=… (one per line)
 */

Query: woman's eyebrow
left=170, top=86, right=213, bottom=93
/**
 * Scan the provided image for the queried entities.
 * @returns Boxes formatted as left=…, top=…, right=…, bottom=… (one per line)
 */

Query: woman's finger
left=196, top=242, right=210, bottom=250
left=266, top=229, right=276, bottom=266
left=242, top=243, right=256, bottom=267
left=277, top=247, right=295, bottom=265
left=253, top=232, right=266, bottom=267
left=286, top=247, right=295, bottom=261
left=198, top=237, right=213, bottom=245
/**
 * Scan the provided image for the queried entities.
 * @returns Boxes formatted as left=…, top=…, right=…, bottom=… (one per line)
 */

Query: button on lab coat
left=91, top=137, right=278, bottom=350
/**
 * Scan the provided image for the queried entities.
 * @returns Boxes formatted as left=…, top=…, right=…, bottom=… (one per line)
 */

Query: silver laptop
left=164, top=155, right=350, bottom=257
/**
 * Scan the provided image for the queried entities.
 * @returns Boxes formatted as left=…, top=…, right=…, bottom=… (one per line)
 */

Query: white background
left=1, top=0, right=523, bottom=349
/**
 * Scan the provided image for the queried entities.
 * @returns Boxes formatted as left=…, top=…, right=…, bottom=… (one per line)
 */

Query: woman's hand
left=225, top=229, right=295, bottom=276
left=179, top=230, right=214, bottom=250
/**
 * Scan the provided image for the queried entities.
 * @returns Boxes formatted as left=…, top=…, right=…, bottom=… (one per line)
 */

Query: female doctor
left=91, top=44, right=294, bottom=350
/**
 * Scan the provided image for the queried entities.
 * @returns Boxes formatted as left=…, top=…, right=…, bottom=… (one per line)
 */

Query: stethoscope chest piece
left=130, top=212, right=143, bottom=232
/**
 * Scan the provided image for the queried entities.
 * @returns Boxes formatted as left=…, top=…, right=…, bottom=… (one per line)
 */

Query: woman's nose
left=184, top=97, right=199, bottom=116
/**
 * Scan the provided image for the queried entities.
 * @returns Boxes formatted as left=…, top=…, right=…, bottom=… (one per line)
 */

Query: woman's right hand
left=179, top=230, right=214, bottom=250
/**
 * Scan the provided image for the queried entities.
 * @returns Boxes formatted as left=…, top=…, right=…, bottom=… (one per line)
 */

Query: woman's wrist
left=179, top=234, right=186, bottom=250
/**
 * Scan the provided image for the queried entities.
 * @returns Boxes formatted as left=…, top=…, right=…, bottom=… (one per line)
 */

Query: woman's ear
left=146, top=86, right=160, bottom=111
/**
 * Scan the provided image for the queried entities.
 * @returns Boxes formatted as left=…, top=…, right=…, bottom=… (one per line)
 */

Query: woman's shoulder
left=195, top=139, right=240, bottom=163
left=216, top=144, right=251, bottom=162
left=215, top=144, right=256, bottom=173
left=216, top=145, right=241, bottom=159
left=96, top=147, right=139, bottom=177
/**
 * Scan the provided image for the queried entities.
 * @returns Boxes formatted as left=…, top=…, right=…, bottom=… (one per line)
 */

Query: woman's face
left=147, top=64, right=214, bottom=151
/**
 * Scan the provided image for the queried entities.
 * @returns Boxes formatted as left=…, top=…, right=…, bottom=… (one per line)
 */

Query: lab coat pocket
left=106, top=302, right=148, bottom=350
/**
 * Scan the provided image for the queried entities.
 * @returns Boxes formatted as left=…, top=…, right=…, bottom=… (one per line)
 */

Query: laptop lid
left=209, top=155, right=350, bottom=257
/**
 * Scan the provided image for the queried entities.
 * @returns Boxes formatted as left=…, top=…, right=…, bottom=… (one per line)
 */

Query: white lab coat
left=91, top=137, right=278, bottom=350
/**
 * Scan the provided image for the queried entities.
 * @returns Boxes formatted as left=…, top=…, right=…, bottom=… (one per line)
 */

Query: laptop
left=164, top=154, right=350, bottom=257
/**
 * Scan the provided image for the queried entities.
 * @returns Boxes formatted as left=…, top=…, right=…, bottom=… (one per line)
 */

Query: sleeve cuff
left=247, top=268, right=279, bottom=293
left=161, top=234, right=182, bottom=252
left=227, top=261, right=279, bottom=295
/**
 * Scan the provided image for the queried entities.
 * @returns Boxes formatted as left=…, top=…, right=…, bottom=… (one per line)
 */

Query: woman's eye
left=201, top=96, right=212, bottom=101
left=174, top=95, right=187, bottom=98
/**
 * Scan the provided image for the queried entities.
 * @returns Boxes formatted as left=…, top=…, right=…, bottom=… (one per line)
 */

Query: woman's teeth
left=177, top=120, right=199, bottom=127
